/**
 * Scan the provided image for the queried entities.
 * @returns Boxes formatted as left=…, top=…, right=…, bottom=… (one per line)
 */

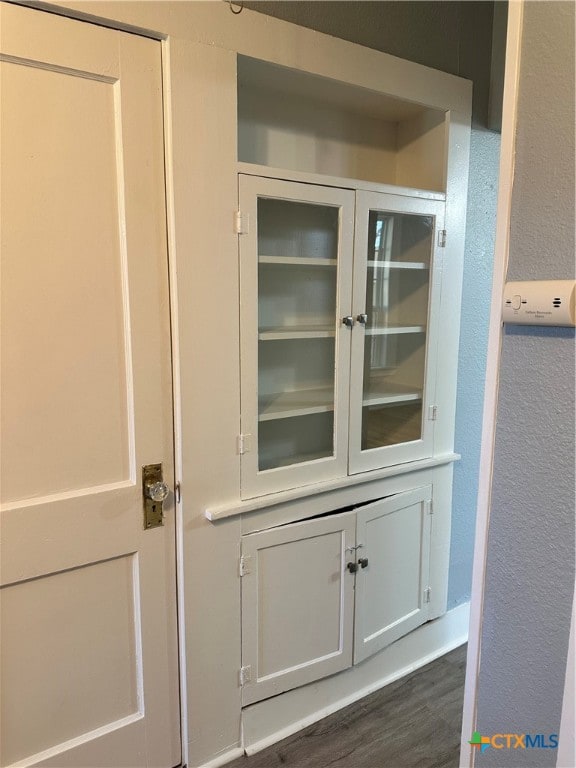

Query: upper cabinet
left=237, top=55, right=448, bottom=193
left=239, top=174, right=446, bottom=499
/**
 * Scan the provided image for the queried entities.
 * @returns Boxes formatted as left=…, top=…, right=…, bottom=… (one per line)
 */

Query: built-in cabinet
left=239, top=174, right=446, bottom=497
left=240, top=486, right=433, bottom=705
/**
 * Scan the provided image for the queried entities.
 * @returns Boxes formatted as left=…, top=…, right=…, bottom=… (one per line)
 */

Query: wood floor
left=230, top=645, right=467, bottom=768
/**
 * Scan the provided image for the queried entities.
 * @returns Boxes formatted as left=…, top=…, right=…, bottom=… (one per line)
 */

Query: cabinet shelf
left=259, top=325, right=335, bottom=340
left=362, top=381, right=422, bottom=408
left=259, top=256, right=337, bottom=266
left=367, top=260, right=428, bottom=270
left=365, top=325, right=426, bottom=336
left=259, top=386, right=334, bottom=421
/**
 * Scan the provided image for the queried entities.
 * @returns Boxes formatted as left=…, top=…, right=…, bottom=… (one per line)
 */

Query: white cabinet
left=239, top=173, right=446, bottom=499
left=240, top=486, right=433, bottom=705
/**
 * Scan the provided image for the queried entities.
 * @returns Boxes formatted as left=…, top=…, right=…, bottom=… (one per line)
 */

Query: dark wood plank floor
left=230, top=645, right=466, bottom=768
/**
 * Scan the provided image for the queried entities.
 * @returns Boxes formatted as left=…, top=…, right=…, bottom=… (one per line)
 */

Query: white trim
left=206, top=453, right=459, bottom=520
left=459, top=3, right=525, bottom=767
left=243, top=602, right=469, bottom=755
left=160, top=37, right=188, bottom=768
left=196, top=747, right=245, bottom=768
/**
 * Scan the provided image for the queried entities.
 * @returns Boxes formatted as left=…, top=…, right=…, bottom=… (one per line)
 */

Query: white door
left=239, top=174, right=355, bottom=499
left=349, top=192, right=445, bottom=474
left=240, top=513, right=356, bottom=705
left=0, top=6, right=180, bottom=767
left=353, top=487, right=432, bottom=663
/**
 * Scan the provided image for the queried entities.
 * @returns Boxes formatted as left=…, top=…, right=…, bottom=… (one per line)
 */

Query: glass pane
left=361, top=210, right=434, bottom=452
left=257, top=197, right=339, bottom=471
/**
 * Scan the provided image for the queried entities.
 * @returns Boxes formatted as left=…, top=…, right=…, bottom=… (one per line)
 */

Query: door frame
left=458, top=3, right=525, bottom=765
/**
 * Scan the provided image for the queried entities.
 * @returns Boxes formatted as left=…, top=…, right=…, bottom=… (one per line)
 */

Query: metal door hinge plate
left=424, top=587, right=432, bottom=604
left=237, top=434, right=251, bottom=455
left=424, top=499, right=433, bottom=516
left=428, top=405, right=438, bottom=421
left=239, top=555, right=252, bottom=576
left=240, top=665, right=252, bottom=686
left=438, top=229, right=447, bottom=247
left=234, top=210, right=249, bottom=234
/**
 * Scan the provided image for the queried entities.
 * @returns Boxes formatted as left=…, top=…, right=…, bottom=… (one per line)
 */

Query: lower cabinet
left=240, top=486, right=433, bottom=705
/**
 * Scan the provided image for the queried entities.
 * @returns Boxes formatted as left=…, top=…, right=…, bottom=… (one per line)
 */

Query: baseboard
left=243, top=602, right=470, bottom=756
left=193, top=746, right=245, bottom=768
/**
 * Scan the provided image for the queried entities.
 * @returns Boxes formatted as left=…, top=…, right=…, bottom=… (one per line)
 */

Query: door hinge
left=424, top=587, right=432, bottom=604
left=424, top=499, right=433, bottom=516
left=234, top=210, right=249, bottom=234
left=239, top=554, right=252, bottom=577
left=438, top=229, right=447, bottom=247
left=237, top=433, right=252, bottom=455
left=240, top=665, right=252, bottom=686
left=428, top=405, right=438, bottom=421
left=175, top=482, right=181, bottom=504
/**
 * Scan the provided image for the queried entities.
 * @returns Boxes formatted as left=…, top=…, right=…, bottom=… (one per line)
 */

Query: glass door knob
left=145, top=481, right=170, bottom=503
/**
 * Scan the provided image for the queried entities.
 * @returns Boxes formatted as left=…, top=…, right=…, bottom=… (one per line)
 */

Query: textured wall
left=476, top=3, right=575, bottom=765
left=243, top=1, right=501, bottom=608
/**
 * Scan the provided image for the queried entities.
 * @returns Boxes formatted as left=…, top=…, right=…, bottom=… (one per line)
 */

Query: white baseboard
left=194, top=746, right=245, bottom=768
left=243, top=602, right=470, bottom=756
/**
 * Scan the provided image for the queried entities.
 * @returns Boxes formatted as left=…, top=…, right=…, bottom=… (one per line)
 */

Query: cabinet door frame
left=349, top=192, right=446, bottom=474
left=239, top=174, right=355, bottom=499
left=353, top=486, right=433, bottom=664
left=240, top=511, right=356, bottom=705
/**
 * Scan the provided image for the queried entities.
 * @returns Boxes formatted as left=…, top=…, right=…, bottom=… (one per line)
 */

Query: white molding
left=459, top=3, right=525, bottom=767
left=160, top=37, right=189, bottom=768
left=194, top=747, right=245, bottom=768
left=243, top=602, right=469, bottom=756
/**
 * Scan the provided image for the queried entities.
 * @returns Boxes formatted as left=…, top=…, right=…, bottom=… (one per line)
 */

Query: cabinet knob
left=356, top=313, right=368, bottom=325
left=358, top=557, right=369, bottom=569
left=346, top=561, right=358, bottom=573
left=342, top=316, right=355, bottom=328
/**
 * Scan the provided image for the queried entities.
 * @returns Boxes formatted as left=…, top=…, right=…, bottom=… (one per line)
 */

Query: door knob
left=142, top=464, right=170, bottom=530
left=145, top=480, right=169, bottom=503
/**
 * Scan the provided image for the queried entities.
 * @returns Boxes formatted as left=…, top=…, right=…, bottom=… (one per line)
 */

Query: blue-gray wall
left=476, top=3, right=575, bottom=765
left=244, top=1, right=502, bottom=608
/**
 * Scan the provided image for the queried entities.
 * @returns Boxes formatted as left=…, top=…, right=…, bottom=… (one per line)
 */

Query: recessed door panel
left=241, top=513, right=355, bottom=705
left=353, top=487, right=432, bottom=663
left=0, top=6, right=179, bottom=767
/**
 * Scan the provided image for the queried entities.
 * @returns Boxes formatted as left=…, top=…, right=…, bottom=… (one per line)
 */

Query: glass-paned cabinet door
left=239, top=175, right=354, bottom=499
left=349, top=191, right=445, bottom=474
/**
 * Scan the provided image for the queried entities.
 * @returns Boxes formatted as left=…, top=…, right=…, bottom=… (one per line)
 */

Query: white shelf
left=365, top=325, right=426, bottom=336
left=259, top=325, right=335, bottom=341
left=362, top=381, right=422, bottom=408
left=259, top=449, right=333, bottom=471
left=259, top=256, right=337, bottom=266
left=259, top=386, right=334, bottom=421
left=367, top=260, right=429, bottom=270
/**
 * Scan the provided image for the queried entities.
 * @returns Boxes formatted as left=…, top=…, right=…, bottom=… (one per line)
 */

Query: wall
left=243, top=0, right=502, bottom=609
left=475, top=3, right=575, bottom=765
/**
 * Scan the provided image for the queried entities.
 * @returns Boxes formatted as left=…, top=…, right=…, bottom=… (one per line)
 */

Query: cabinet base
left=242, top=601, right=470, bottom=756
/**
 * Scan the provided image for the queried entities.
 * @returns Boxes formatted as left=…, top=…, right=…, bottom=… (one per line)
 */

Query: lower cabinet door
left=353, top=486, right=433, bottom=664
left=241, top=513, right=356, bottom=706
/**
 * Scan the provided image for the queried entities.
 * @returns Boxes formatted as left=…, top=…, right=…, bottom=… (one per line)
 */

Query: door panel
left=349, top=192, right=445, bottom=474
left=0, top=6, right=179, bottom=767
left=239, top=174, right=354, bottom=499
left=353, top=487, right=432, bottom=664
left=241, top=513, right=355, bottom=705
